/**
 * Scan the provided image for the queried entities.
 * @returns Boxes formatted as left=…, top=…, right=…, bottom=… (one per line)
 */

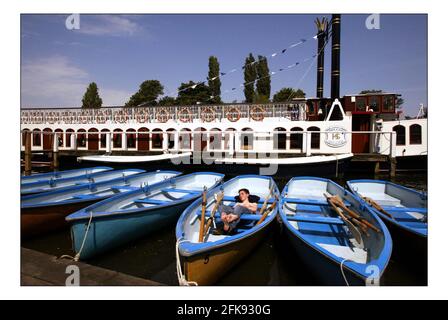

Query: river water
left=22, top=163, right=427, bottom=286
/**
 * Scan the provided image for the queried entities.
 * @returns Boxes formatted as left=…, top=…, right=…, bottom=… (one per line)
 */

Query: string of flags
left=217, top=27, right=334, bottom=100
left=168, top=33, right=318, bottom=96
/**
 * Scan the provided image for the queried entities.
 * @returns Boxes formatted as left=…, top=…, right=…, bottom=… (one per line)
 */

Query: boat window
left=113, top=129, right=123, bottom=148
left=241, top=128, right=253, bottom=150
left=290, top=127, right=303, bottom=150
left=77, top=129, right=86, bottom=148
left=306, top=100, right=315, bottom=116
left=368, top=96, right=380, bottom=112
left=209, top=129, right=222, bottom=150
left=410, top=124, right=422, bottom=145
left=179, top=129, right=191, bottom=149
left=308, top=126, right=320, bottom=149
left=382, top=95, right=395, bottom=112
left=100, top=129, right=109, bottom=149
left=224, top=128, right=236, bottom=150
left=22, top=129, right=30, bottom=147
left=55, top=129, right=64, bottom=147
left=65, top=129, right=74, bottom=148
left=126, top=129, right=136, bottom=149
left=151, top=129, right=163, bottom=149
left=393, top=125, right=406, bottom=146
left=274, top=128, right=287, bottom=150
left=33, top=129, right=41, bottom=146
left=356, top=97, right=367, bottom=111
left=166, top=129, right=176, bottom=149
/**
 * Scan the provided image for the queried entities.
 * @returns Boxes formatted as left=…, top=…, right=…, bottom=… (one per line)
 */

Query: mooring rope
left=340, top=258, right=352, bottom=286
left=58, top=210, right=94, bottom=262
left=176, top=238, right=198, bottom=286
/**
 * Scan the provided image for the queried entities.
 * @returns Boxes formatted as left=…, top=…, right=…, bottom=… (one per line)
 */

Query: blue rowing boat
left=347, top=179, right=427, bottom=265
left=176, top=175, right=279, bottom=285
left=66, top=172, right=224, bottom=260
left=21, top=166, right=112, bottom=185
left=21, top=170, right=181, bottom=238
left=21, top=167, right=134, bottom=195
left=279, top=177, right=392, bottom=286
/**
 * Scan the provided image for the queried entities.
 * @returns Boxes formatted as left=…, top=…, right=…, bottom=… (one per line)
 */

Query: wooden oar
left=332, top=195, right=380, bottom=233
left=256, top=200, right=277, bottom=225
left=201, top=191, right=225, bottom=242
left=259, top=185, right=275, bottom=216
left=325, top=193, right=364, bottom=245
left=363, top=196, right=395, bottom=220
left=197, top=188, right=208, bottom=242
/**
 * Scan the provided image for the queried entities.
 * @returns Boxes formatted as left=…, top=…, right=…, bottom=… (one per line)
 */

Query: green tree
left=359, top=89, right=404, bottom=109
left=177, top=81, right=211, bottom=105
left=81, top=82, right=102, bottom=109
left=125, top=80, right=164, bottom=107
left=273, top=88, right=306, bottom=102
left=256, top=55, right=271, bottom=101
left=208, top=56, right=222, bottom=104
left=243, top=53, right=257, bottom=103
left=158, top=96, right=177, bottom=106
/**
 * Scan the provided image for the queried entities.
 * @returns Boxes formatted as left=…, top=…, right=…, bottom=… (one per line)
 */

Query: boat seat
left=317, top=243, right=367, bottom=264
left=222, top=196, right=275, bottom=204
left=363, top=192, right=402, bottom=207
left=287, top=215, right=344, bottom=226
left=284, top=197, right=351, bottom=207
left=134, top=198, right=170, bottom=205
left=162, top=188, right=201, bottom=194
left=382, top=206, right=427, bottom=214
left=111, top=185, right=139, bottom=192
left=239, top=214, right=263, bottom=221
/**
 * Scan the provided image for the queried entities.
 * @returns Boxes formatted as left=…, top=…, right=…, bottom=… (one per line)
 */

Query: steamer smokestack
left=331, top=14, right=341, bottom=100
left=315, top=17, right=328, bottom=99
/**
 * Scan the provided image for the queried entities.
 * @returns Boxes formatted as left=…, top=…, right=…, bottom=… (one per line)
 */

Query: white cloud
left=75, top=15, right=141, bottom=37
left=21, top=56, right=131, bottom=108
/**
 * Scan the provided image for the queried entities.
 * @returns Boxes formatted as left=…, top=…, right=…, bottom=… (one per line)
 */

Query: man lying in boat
left=214, top=188, right=260, bottom=235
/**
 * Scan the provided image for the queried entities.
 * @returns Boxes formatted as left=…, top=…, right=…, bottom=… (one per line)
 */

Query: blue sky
left=21, top=14, right=427, bottom=115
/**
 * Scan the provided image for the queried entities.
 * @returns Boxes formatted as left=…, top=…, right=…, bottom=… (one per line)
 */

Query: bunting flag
left=168, top=32, right=320, bottom=96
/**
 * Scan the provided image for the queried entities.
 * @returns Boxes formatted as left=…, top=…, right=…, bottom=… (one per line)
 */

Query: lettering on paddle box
left=324, top=126, right=347, bottom=148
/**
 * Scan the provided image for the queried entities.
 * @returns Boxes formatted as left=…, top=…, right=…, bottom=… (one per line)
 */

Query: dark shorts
left=219, top=204, right=253, bottom=231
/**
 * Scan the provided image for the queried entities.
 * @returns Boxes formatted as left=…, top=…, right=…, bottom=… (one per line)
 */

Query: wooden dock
left=21, top=248, right=163, bottom=286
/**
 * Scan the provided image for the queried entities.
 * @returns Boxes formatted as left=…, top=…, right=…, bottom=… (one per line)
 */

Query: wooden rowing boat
left=21, top=170, right=180, bottom=238
left=65, top=172, right=224, bottom=260
left=21, top=166, right=112, bottom=184
left=347, top=179, right=427, bottom=268
left=175, top=175, right=279, bottom=285
left=279, top=177, right=392, bottom=286
left=21, top=167, right=135, bottom=195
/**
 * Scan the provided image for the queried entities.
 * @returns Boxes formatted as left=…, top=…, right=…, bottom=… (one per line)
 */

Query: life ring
left=156, top=108, right=170, bottom=123
left=250, top=105, right=265, bottom=121
left=135, top=109, right=150, bottom=124
left=114, top=110, right=129, bottom=124
left=178, top=107, right=192, bottom=123
left=96, top=110, right=107, bottom=124
left=201, top=107, right=216, bottom=122
left=226, top=106, right=241, bottom=122
left=79, top=111, right=89, bottom=124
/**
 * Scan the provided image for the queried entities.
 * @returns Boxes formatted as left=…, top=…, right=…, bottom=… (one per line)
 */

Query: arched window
left=113, top=129, right=123, bottom=149
left=77, top=129, right=86, bottom=148
left=410, top=124, right=422, bottom=145
left=179, top=129, right=191, bottom=150
left=55, top=129, right=64, bottom=147
left=22, top=129, right=30, bottom=147
left=274, top=127, right=287, bottom=150
left=241, top=128, right=253, bottom=150
left=137, top=127, right=149, bottom=151
left=167, top=128, right=176, bottom=149
left=65, top=129, right=74, bottom=148
left=290, top=127, right=303, bottom=150
left=210, top=128, right=222, bottom=150
left=151, top=129, right=163, bottom=149
left=88, top=128, right=99, bottom=151
left=126, top=129, right=136, bottom=149
left=308, top=126, right=320, bottom=149
left=100, top=129, right=110, bottom=149
left=224, top=128, right=236, bottom=150
left=393, top=125, right=406, bottom=146
left=194, top=127, right=207, bottom=152
left=33, top=129, right=41, bottom=147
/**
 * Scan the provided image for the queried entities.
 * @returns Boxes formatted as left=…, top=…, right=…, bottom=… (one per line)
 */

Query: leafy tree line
left=81, top=54, right=307, bottom=108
